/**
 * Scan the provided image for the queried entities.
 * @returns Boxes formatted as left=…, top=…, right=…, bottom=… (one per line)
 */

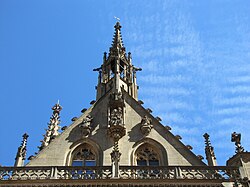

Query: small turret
left=203, top=133, right=217, bottom=166
left=94, top=22, right=141, bottom=101
left=39, top=102, right=62, bottom=151
left=14, top=133, right=29, bottom=167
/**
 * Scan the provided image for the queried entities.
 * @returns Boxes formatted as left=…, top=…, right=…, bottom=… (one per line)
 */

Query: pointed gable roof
left=26, top=22, right=206, bottom=167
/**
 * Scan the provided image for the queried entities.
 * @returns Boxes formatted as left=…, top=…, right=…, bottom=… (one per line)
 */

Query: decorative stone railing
left=0, top=166, right=112, bottom=180
left=119, top=166, right=241, bottom=181
left=0, top=166, right=241, bottom=182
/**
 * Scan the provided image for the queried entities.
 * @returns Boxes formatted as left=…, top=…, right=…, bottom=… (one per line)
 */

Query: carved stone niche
left=109, top=107, right=123, bottom=126
left=79, top=115, right=93, bottom=138
left=108, top=107, right=126, bottom=142
left=140, top=115, right=153, bottom=136
left=107, top=92, right=126, bottom=142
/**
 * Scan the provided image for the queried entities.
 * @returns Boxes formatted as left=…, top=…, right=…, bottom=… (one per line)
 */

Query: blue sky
left=1, top=0, right=250, bottom=166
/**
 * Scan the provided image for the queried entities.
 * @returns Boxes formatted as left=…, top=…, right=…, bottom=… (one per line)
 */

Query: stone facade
left=0, top=22, right=249, bottom=187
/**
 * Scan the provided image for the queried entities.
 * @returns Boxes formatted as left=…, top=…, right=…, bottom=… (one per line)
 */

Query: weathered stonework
left=2, top=22, right=249, bottom=187
left=79, top=115, right=92, bottom=138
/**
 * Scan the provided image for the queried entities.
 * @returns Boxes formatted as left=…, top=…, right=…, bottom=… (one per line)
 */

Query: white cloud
left=213, top=96, right=250, bottom=106
left=140, top=75, right=191, bottom=85
left=122, top=0, right=250, bottom=165
left=216, top=107, right=250, bottom=115
left=227, top=76, right=250, bottom=84
left=223, top=86, right=250, bottom=94
left=143, top=87, right=192, bottom=96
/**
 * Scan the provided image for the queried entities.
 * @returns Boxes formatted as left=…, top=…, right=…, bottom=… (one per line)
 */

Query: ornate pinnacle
left=203, top=133, right=217, bottom=166
left=231, top=132, right=244, bottom=154
left=111, top=141, right=121, bottom=162
left=39, top=102, right=62, bottom=151
left=203, top=133, right=211, bottom=147
left=109, top=22, right=125, bottom=56
left=110, top=140, right=121, bottom=178
left=14, top=133, right=29, bottom=166
left=52, top=102, right=62, bottom=115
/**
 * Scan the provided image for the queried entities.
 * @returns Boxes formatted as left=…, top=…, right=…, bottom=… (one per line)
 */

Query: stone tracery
left=72, top=145, right=96, bottom=166
left=135, top=144, right=159, bottom=166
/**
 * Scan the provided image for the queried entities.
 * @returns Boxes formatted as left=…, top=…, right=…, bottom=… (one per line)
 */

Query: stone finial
left=52, top=102, right=62, bottom=115
left=71, top=117, right=78, bottom=121
left=81, top=108, right=87, bottom=113
left=61, top=126, right=67, bottom=131
left=165, top=126, right=172, bottom=130
left=79, top=115, right=93, bottom=137
left=50, top=102, right=62, bottom=137
left=186, top=145, right=193, bottom=150
left=155, top=117, right=162, bottom=121
left=140, top=115, right=153, bottom=136
left=231, top=132, right=244, bottom=154
left=111, top=141, right=121, bottom=162
left=110, top=141, right=121, bottom=178
left=27, top=155, right=35, bottom=160
left=112, top=22, right=123, bottom=45
left=138, top=100, right=144, bottom=105
left=103, top=52, right=107, bottom=61
left=14, top=133, right=29, bottom=167
left=109, top=22, right=125, bottom=57
left=175, top=135, right=182, bottom=140
left=197, top=155, right=204, bottom=161
left=39, top=102, right=62, bottom=151
left=203, top=133, right=217, bottom=166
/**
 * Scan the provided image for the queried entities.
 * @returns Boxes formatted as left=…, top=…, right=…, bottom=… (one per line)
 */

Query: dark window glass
left=72, top=160, right=83, bottom=166
left=85, top=160, right=96, bottom=166
left=149, top=160, right=159, bottom=166
left=137, top=160, right=147, bottom=166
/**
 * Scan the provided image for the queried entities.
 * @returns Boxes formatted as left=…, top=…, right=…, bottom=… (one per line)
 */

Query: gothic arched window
left=135, top=144, right=160, bottom=166
left=71, top=145, right=96, bottom=166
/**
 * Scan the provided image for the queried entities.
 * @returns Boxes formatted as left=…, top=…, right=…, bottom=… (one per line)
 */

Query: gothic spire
left=39, top=102, right=62, bottom=151
left=203, top=133, right=217, bottom=166
left=94, top=22, right=141, bottom=101
left=109, top=22, right=126, bottom=57
left=14, top=133, right=29, bottom=166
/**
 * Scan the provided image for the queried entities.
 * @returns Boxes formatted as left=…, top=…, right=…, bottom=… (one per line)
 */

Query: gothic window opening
left=72, top=146, right=96, bottom=166
left=119, top=60, right=125, bottom=78
left=136, top=145, right=160, bottom=166
left=110, top=60, right=116, bottom=76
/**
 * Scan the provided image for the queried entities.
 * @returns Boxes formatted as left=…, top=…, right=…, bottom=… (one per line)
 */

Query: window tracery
left=135, top=145, right=160, bottom=166
left=71, top=145, right=96, bottom=166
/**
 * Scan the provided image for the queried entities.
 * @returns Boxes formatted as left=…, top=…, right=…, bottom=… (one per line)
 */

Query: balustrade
left=0, top=166, right=240, bottom=182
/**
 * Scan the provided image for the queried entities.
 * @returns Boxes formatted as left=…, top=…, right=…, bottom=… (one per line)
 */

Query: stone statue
left=231, top=132, right=244, bottom=153
left=110, top=107, right=123, bottom=126
left=140, top=115, right=153, bottom=135
left=79, top=115, right=93, bottom=137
